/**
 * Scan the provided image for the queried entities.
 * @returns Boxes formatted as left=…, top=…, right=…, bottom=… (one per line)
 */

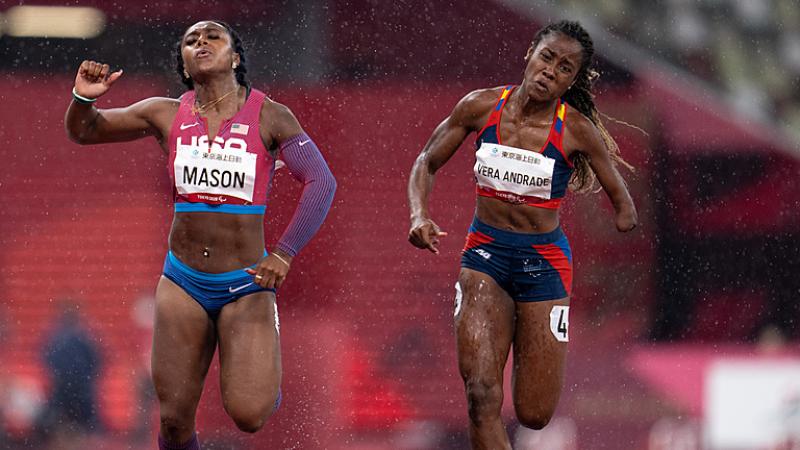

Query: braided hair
left=531, top=20, right=633, bottom=193
left=175, top=20, right=250, bottom=90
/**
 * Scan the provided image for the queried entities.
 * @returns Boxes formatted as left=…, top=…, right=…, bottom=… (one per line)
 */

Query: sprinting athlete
left=407, top=20, right=637, bottom=449
left=65, top=20, right=336, bottom=450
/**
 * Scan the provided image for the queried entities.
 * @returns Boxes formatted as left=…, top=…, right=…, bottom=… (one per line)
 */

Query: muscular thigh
left=511, top=298, right=569, bottom=412
left=455, top=268, right=516, bottom=379
left=217, top=291, right=281, bottom=406
left=151, top=276, right=217, bottom=406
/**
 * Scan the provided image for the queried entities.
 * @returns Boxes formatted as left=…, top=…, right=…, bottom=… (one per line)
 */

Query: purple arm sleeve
left=275, top=133, right=336, bottom=257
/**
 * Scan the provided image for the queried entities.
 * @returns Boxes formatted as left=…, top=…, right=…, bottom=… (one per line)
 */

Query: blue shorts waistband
left=175, top=203, right=266, bottom=215
left=469, top=216, right=565, bottom=247
left=166, top=250, right=267, bottom=283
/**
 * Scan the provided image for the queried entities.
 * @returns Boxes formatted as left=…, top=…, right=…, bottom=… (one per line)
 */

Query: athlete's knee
left=514, top=403, right=555, bottom=430
left=159, top=406, right=195, bottom=441
left=232, top=412, right=268, bottom=434
left=230, top=406, right=273, bottom=433
left=464, top=378, right=503, bottom=425
left=226, top=391, right=280, bottom=433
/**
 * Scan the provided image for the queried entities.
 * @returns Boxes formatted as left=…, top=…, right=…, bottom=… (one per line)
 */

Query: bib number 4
left=549, top=305, right=569, bottom=342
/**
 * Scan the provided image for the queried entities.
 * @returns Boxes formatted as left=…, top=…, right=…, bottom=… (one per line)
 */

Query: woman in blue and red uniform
left=408, top=21, right=637, bottom=449
left=65, top=21, right=336, bottom=450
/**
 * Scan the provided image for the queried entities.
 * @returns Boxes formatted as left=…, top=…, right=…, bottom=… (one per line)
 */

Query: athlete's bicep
left=571, top=120, right=630, bottom=202
left=67, top=96, right=172, bottom=145
left=415, top=91, right=490, bottom=172
left=89, top=97, right=172, bottom=143
left=417, top=116, right=472, bottom=172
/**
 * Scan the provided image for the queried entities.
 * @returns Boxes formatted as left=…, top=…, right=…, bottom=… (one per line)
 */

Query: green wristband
left=72, top=87, right=97, bottom=104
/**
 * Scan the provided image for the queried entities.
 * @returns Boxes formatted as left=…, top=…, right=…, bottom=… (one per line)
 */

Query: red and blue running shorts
left=460, top=217, right=572, bottom=302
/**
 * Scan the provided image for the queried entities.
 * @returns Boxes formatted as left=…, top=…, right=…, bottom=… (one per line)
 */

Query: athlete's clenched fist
left=73, top=60, right=123, bottom=101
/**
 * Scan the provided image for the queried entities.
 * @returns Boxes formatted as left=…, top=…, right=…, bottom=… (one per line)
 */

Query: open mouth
left=196, top=49, right=211, bottom=58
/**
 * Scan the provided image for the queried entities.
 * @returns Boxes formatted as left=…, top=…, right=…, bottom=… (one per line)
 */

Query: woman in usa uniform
left=65, top=20, right=336, bottom=450
left=407, top=21, right=637, bottom=449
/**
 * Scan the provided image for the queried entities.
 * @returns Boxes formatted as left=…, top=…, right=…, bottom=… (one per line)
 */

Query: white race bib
left=549, top=305, right=569, bottom=342
left=474, top=142, right=556, bottom=201
left=174, top=135, right=257, bottom=203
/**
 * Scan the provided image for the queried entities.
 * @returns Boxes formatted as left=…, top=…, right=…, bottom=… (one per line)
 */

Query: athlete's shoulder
left=258, top=93, right=295, bottom=120
left=563, top=103, right=603, bottom=150
left=261, top=96, right=288, bottom=112
left=124, top=96, right=180, bottom=131
left=458, top=86, right=507, bottom=111
left=564, top=106, right=596, bottom=134
left=129, top=96, right=179, bottom=110
left=257, top=92, right=303, bottom=145
left=126, top=96, right=179, bottom=124
left=452, top=86, right=508, bottom=126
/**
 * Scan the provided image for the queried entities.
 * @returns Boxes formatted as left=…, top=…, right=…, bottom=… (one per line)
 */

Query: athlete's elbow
left=317, top=177, right=337, bottom=210
left=301, top=174, right=336, bottom=209
left=71, top=135, right=96, bottom=146
left=326, top=173, right=337, bottom=197
left=415, top=156, right=441, bottom=178
left=65, top=126, right=93, bottom=145
left=316, top=170, right=337, bottom=199
left=412, top=153, right=433, bottom=173
left=66, top=129, right=87, bottom=145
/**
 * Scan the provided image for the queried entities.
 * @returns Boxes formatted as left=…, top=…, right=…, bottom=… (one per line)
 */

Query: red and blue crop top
left=474, top=85, right=574, bottom=210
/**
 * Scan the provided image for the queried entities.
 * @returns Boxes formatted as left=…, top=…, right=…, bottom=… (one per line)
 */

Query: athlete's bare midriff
left=475, top=197, right=560, bottom=234
left=168, top=212, right=266, bottom=273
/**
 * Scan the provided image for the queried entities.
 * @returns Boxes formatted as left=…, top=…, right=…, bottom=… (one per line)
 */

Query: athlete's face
left=523, top=32, right=583, bottom=102
left=181, top=21, right=239, bottom=80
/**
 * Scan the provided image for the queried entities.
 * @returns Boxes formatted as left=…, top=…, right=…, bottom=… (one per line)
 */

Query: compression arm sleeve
left=275, top=133, right=337, bottom=257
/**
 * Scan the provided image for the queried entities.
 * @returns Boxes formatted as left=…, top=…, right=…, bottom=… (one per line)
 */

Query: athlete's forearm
left=408, top=113, right=472, bottom=222
left=408, top=153, right=436, bottom=222
left=599, top=167, right=635, bottom=215
left=65, top=101, right=101, bottom=144
left=275, top=133, right=337, bottom=257
left=598, top=169, right=637, bottom=231
left=611, top=189, right=635, bottom=214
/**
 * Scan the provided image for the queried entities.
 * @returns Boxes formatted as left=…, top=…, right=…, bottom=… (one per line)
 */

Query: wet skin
left=408, top=32, right=637, bottom=449
left=65, top=20, right=309, bottom=443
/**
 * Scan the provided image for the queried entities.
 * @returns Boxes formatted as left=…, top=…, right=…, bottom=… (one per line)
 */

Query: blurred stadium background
left=1, top=1, right=798, bottom=449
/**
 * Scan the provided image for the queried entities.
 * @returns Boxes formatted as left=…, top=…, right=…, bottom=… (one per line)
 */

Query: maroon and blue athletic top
left=169, top=88, right=275, bottom=213
left=167, top=88, right=336, bottom=256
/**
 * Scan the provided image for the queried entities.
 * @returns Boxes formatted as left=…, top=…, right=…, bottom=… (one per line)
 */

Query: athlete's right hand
left=408, top=217, right=448, bottom=254
left=73, top=60, right=123, bottom=100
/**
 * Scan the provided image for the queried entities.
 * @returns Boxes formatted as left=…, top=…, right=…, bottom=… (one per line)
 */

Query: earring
left=183, top=69, right=190, bottom=79
left=232, top=62, right=238, bottom=69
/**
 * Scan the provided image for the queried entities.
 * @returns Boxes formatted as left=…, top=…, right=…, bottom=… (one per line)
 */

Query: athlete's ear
left=524, top=46, right=534, bottom=62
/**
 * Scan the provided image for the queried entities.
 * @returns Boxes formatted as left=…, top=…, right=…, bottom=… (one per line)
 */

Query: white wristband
left=72, top=87, right=97, bottom=104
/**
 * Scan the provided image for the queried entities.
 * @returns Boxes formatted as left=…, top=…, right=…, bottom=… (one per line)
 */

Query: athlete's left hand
left=615, top=207, right=638, bottom=232
left=246, top=250, right=293, bottom=289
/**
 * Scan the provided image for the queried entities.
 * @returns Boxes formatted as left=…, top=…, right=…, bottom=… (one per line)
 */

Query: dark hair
left=175, top=20, right=249, bottom=90
left=531, top=20, right=633, bottom=193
